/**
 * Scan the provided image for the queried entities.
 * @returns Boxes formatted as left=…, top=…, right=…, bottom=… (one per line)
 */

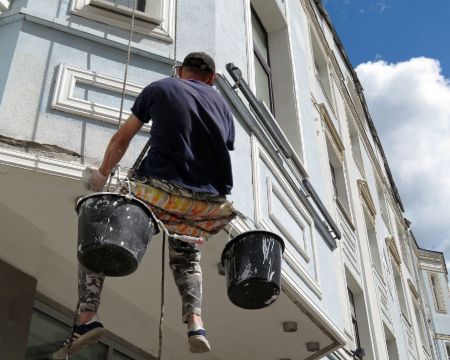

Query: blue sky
left=323, top=0, right=450, bottom=266
left=323, top=0, right=450, bottom=77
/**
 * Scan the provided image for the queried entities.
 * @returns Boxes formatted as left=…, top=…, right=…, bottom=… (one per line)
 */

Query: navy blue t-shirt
left=131, top=77, right=235, bottom=195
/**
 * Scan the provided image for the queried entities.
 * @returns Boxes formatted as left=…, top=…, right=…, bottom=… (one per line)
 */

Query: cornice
left=419, top=253, right=447, bottom=273
left=435, top=333, right=450, bottom=341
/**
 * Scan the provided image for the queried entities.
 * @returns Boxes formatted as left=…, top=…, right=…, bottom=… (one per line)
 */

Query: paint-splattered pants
left=78, top=178, right=237, bottom=323
left=78, top=236, right=202, bottom=322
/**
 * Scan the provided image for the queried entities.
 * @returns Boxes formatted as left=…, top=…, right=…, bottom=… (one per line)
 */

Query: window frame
left=429, top=273, right=447, bottom=313
left=445, top=341, right=450, bottom=360
left=89, top=0, right=160, bottom=23
left=310, top=28, right=336, bottom=113
left=71, top=0, right=174, bottom=42
left=330, top=162, right=338, bottom=199
left=251, top=6, right=275, bottom=114
left=348, top=288, right=362, bottom=351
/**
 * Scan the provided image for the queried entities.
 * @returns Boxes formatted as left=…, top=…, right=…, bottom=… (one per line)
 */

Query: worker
left=53, top=52, right=236, bottom=358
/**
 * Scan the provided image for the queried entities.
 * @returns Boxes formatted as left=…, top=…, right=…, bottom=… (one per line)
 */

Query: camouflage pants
left=78, top=236, right=202, bottom=323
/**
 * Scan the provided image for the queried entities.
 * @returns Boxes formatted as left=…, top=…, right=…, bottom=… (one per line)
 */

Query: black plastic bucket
left=76, top=192, right=159, bottom=277
left=221, top=230, right=285, bottom=309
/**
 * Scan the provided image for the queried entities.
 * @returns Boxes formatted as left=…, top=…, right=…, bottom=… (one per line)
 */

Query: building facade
left=1, top=0, right=449, bottom=359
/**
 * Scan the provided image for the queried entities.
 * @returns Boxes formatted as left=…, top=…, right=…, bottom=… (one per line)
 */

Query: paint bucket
left=221, top=230, right=285, bottom=309
left=76, top=192, right=159, bottom=277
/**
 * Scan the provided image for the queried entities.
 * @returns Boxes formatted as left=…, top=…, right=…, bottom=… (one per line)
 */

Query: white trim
left=284, top=0, right=307, bottom=169
left=0, top=147, right=84, bottom=179
left=51, top=64, right=151, bottom=131
left=251, top=136, right=322, bottom=298
left=70, top=0, right=175, bottom=42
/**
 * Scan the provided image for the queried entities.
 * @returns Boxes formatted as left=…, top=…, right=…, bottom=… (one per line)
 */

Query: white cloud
left=355, top=57, right=450, bottom=266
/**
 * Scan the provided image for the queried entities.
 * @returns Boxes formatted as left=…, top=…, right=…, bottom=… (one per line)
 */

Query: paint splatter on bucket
left=221, top=230, right=284, bottom=309
left=76, top=192, right=159, bottom=277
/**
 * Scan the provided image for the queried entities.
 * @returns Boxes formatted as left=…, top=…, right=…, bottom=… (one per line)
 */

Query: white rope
left=117, top=0, right=137, bottom=130
left=157, top=231, right=166, bottom=360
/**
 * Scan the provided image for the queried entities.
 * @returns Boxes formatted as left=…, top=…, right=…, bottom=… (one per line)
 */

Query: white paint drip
left=262, top=238, right=274, bottom=263
left=239, top=262, right=252, bottom=281
left=264, top=294, right=278, bottom=305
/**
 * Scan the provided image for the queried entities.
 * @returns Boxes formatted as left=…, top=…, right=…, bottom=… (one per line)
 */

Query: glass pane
left=112, top=350, right=134, bottom=359
left=251, top=10, right=269, bottom=63
left=26, top=310, right=108, bottom=360
left=101, top=0, right=142, bottom=10
left=254, top=56, right=272, bottom=110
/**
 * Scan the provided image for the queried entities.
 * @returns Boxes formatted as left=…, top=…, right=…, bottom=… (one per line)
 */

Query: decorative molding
left=316, top=102, right=345, bottom=161
left=52, top=64, right=151, bottom=131
left=357, top=179, right=376, bottom=221
left=70, top=0, right=175, bottom=42
left=251, top=136, right=321, bottom=298
left=428, top=272, right=448, bottom=313
left=386, top=235, right=402, bottom=273
left=418, top=251, right=447, bottom=273
left=267, top=178, right=311, bottom=263
left=435, top=333, right=450, bottom=341
left=0, top=147, right=84, bottom=179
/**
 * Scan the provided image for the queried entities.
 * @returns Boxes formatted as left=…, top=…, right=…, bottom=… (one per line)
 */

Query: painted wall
left=0, top=20, right=20, bottom=105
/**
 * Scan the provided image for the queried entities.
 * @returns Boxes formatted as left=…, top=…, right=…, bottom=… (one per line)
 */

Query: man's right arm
left=98, top=114, right=144, bottom=177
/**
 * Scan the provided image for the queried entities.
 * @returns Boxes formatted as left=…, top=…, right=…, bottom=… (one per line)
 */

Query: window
left=412, top=300, right=428, bottom=349
left=347, top=113, right=365, bottom=176
left=26, top=309, right=108, bottom=359
left=375, top=176, right=390, bottom=229
left=393, top=266, right=409, bottom=320
left=348, top=288, right=362, bottom=351
left=346, top=76, right=365, bottom=123
left=330, top=162, right=338, bottom=198
left=384, top=325, right=400, bottom=360
left=430, top=273, right=447, bottom=313
left=248, top=1, right=304, bottom=159
left=90, top=0, right=157, bottom=21
left=364, top=210, right=383, bottom=277
left=395, top=220, right=412, bottom=272
left=311, top=30, right=335, bottom=111
left=251, top=6, right=274, bottom=113
left=26, top=299, right=155, bottom=360
left=445, top=342, right=450, bottom=360
left=326, top=137, right=351, bottom=218
left=71, top=0, right=173, bottom=41
left=345, top=269, right=374, bottom=358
